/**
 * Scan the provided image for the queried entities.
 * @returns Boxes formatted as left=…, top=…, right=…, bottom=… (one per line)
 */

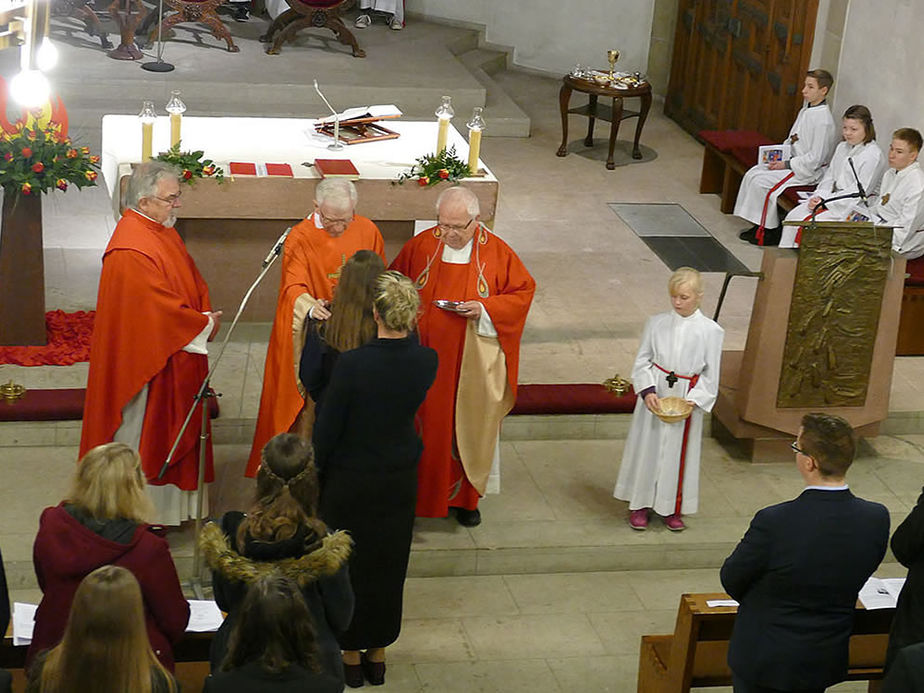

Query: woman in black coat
left=203, top=573, right=341, bottom=693
left=313, top=270, right=438, bottom=688
left=200, top=434, right=354, bottom=690
left=886, top=485, right=924, bottom=671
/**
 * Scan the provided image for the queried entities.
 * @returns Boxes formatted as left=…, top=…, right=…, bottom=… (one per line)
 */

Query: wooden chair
left=52, top=0, right=114, bottom=49
left=147, top=0, right=240, bottom=52
left=260, top=0, right=365, bottom=58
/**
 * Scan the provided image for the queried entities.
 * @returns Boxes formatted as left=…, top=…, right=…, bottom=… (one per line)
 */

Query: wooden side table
left=556, top=74, right=652, bottom=170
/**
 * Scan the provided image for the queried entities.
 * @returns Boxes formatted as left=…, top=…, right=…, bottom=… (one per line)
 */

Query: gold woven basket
left=654, top=396, right=692, bottom=424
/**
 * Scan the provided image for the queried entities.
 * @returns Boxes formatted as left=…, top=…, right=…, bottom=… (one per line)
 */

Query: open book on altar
left=315, top=104, right=403, bottom=145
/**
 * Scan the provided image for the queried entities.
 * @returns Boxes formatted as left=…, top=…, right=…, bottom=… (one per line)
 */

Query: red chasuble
left=390, top=225, right=535, bottom=517
left=79, top=209, right=213, bottom=490
left=245, top=215, right=384, bottom=476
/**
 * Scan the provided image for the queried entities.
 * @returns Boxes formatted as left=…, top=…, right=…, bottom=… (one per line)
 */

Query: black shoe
left=361, top=652, right=386, bottom=686
left=343, top=662, right=364, bottom=688
left=454, top=507, right=482, bottom=527
left=749, top=225, right=781, bottom=246
left=233, top=6, right=250, bottom=21
left=738, top=225, right=758, bottom=244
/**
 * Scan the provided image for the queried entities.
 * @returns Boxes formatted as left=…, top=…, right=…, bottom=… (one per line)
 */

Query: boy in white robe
left=736, top=69, right=838, bottom=246
left=872, top=128, right=924, bottom=258
left=779, top=105, right=886, bottom=248
left=614, top=268, right=724, bottom=532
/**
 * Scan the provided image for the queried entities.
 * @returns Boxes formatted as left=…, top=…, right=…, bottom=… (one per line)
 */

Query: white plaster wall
left=406, top=0, right=656, bottom=76
left=833, top=0, right=923, bottom=146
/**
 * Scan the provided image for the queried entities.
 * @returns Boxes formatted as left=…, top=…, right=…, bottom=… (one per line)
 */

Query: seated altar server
left=246, top=178, right=384, bottom=478
left=779, top=104, right=885, bottom=248
left=79, top=161, right=221, bottom=525
left=873, top=128, right=924, bottom=258
left=735, top=69, right=838, bottom=246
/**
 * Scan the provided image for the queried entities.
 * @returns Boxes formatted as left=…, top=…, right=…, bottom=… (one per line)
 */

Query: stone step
left=455, top=47, right=531, bottom=138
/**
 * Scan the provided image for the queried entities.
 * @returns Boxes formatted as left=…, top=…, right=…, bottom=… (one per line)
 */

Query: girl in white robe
left=614, top=268, right=724, bottom=531
left=780, top=105, right=886, bottom=248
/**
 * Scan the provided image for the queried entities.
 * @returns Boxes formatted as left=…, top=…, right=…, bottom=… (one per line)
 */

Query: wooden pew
left=2, top=630, right=214, bottom=692
left=637, top=592, right=893, bottom=693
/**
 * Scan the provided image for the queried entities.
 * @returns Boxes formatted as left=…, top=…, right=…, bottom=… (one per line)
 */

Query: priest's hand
left=456, top=301, right=483, bottom=320
left=310, top=300, right=332, bottom=321
left=643, top=392, right=661, bottom=414
left=208, top=311, right=223, bottom=341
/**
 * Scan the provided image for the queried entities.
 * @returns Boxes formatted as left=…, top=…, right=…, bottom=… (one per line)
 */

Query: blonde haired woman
left=614, top=268, right=724, bottom=532
left=314, top=270, right=438, bottom=687
left=26, top=565, right=177, bottom=693
left=29, top=444, right=188, bottom=670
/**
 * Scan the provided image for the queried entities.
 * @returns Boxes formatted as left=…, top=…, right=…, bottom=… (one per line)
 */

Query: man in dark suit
left=721, top=413, right=890, bottom=693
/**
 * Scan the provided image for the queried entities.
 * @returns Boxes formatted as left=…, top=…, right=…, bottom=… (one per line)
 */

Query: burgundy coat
left=28, top=504, right=189, bottom=669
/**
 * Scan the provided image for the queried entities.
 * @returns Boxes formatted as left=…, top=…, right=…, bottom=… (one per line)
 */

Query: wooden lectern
left=713, top=221, right=905, bottom=461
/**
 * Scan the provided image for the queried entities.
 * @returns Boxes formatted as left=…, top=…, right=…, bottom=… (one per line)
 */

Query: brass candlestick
left=607, top=49, right=620, bottom=80
left=0, top=380, right=26, bottom=402
left=603, top=373, right=631, bottom=396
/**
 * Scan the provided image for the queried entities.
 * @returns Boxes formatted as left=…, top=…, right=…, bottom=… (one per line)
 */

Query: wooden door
left=665, top=0, right=820, bottom=142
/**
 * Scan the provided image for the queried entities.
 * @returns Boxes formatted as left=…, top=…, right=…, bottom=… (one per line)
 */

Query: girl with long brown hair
left=26, top=565, right=177, bottom=693
left=299, top=249, right=384, bottom=410
left=200, top=433, right=353, bottom=688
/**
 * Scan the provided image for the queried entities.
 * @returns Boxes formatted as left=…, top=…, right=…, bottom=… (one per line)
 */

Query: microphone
left=262, top=227, right=292, bottom=268
left=314, top=80, right=344, bottom=152
left=848, top=157, right=868, bottom=205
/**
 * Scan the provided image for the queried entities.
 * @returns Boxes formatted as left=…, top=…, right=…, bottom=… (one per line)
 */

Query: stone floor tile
left=503, top=572, right=644, bottom=614
left=587, top=609, right=678, bottom=655
left=461, top=613, right=605, bottom=660
left=402, top=576, right=519, bottom=620
left=545, top=654, right=642, bottom=693
left=415, top=659, right=561, bottom=693
left=625, top=568, right=725, bottom=611
left=387, top=618, right=475, bottom=663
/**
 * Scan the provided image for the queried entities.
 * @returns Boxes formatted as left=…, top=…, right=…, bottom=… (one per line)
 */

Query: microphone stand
left=157, top=227, right=290, bottom=597
left=141, top=0, right=174, bottom=72
left=314, top=79, right=344, bottom=151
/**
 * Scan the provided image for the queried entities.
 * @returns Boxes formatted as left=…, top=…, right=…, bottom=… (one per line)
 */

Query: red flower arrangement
left=396, top=146, right=472, bottom=187
left=154, top=142, right=225, bottom=185
left=0, top=90, right=100, bottom=196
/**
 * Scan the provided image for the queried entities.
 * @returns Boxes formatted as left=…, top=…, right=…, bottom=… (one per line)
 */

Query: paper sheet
left=13, top=602, right=37, bottom=646
left=858, top=576, right=906, bottom=609
left=706, top=599, right=739, bottom=608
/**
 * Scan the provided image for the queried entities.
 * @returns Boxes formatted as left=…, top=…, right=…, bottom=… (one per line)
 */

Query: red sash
left=652, top=363, right=699, bottom=515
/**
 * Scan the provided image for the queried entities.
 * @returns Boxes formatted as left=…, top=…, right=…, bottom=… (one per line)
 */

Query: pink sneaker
left=628, top=508, right=649, bottom=530
left=663, top=514, right=686, bottom=531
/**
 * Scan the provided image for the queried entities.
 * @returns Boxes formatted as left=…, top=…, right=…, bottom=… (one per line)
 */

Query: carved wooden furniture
left=260, top=0, right=364, bottom=58
left=637, top=593, right=892, bottom=692
left=556, top=74, right=651, bottom=170
left=53, top=0, right=114, bottom=49
left=107, top=0, right=146, bottom=59
left=897, top=256, right=924, bottom=356
left=147, top=0, right=239, bottom=52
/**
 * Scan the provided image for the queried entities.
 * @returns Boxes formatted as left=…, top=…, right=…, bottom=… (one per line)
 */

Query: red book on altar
left=314, top=159, right=359, bottom=180
left=229, top=162, right=257, bottom=176
left=265, top=163, right=294, bottom=177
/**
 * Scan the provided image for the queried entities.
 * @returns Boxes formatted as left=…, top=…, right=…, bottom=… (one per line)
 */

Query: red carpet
left=510, top=383, right=636, bottom=415
left=0, top=310, right=94, bottom=366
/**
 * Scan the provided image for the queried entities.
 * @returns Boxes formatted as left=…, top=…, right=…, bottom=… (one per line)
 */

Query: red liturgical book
left=229, top=161, right=257, bottom=176
left=314, top=159, right=359, bottom=179
left=265, top=163, right=294, bottom=177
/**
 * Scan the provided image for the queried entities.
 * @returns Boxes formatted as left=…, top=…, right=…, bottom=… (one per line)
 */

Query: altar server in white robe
left=735, top=70, right=838, bottom=245
left=872, top=128, right=924, bottom=258
left=354, top=0, right=404, bottom=29
left=614, top=268, right=724, bottom=532
left=780, top=104, right=886, bottom=248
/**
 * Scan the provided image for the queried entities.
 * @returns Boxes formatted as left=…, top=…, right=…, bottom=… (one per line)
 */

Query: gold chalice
left=607, top=49, right=620, bottom=80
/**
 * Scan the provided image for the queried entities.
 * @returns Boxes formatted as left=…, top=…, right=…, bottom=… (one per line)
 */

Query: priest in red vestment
left=80, top=161, right=221, bottom=524
left=390, top=186, right=535, bottom=526
left=246, top=179, right=385, bottom=476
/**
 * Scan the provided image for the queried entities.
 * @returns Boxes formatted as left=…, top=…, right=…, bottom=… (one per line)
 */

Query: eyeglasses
left=437, top=217, right=474, bottom=233
left=151, top=192, right=181, bottom=205
left=318, top=211, right=354, bottom=227
left=791, top=441, right=806, bottom=455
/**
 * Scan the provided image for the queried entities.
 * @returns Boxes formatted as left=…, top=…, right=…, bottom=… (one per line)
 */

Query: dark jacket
left=312, top=336, right=438, bottom=475
left=721, top=488, right=889, bottom=690
left=200, top=513, right=353, bottom=686
left=29, top=504, right=189, bottom=669
left=203, top=662, right=341, bottom=693
left=884, top=641, right=924, bottom=693
left=886, top=486, right=924, bottom=669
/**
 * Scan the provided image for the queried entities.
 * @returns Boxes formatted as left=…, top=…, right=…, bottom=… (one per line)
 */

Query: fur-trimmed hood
left=199, top=521, right=352, bottom=587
